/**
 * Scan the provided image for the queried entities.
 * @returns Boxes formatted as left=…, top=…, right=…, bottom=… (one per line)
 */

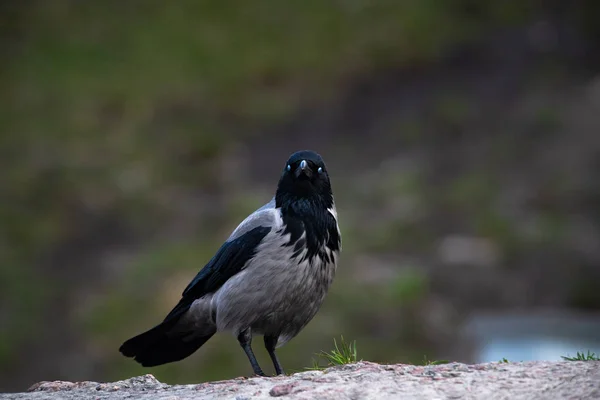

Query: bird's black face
left=275, top=150, right=333, bottom=208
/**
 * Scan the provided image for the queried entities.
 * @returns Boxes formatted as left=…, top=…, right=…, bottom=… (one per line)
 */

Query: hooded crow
left=119, top=150, right=341, bottom=376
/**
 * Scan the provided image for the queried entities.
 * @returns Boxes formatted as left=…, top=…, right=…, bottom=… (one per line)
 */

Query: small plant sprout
left=308, top=336, right=359, bottom=370
left=561, top=351, right=600, bottom=361
left=422, top=355, right=449, bottom=366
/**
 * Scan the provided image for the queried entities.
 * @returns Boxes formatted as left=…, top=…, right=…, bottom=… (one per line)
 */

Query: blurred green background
left=2, top=0, right=600, bottom=392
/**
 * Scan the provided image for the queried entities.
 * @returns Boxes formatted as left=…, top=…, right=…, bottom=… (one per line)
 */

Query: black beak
left=295, top=160, right=312, bottom=179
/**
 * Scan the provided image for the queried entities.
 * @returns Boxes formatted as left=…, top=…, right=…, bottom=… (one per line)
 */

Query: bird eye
left=286, top=164, right=291, bottom=171
left=318, top=167, right=323, bottom=174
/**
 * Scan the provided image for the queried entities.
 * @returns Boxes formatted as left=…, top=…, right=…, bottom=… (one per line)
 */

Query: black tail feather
left=120, top=322, right=216, bottom=367
left=119, top=323, right=167, bottom=358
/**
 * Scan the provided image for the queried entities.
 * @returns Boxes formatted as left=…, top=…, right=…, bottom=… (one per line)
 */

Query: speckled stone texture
left=3, top=361, right=599, bottom=400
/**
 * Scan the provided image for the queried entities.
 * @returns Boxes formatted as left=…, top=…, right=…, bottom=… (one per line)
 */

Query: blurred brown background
left=2, top=0, right=600, bottom=393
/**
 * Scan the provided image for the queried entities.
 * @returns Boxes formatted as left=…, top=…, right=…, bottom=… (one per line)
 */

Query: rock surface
left=2, top=361, right=599, bottom=400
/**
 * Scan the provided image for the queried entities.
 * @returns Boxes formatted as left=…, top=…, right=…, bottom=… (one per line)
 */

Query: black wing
left=163, top=225, right=271, bottom=323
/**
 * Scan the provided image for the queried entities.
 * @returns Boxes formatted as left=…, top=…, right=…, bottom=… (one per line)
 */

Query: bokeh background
left=3, top=0, right=600, bottom=392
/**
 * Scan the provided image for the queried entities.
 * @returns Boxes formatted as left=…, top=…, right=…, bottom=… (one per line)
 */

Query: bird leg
left=237, top=329, right=265, bottom=376
left=264, top=334, right=285, bottom=375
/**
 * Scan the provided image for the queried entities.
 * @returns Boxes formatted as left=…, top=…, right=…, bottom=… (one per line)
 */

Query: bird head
left=275, top=150, right=333, bottom=209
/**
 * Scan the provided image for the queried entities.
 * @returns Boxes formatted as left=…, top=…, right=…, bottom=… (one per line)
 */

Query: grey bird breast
left=187, top=198, right=340, bottom=347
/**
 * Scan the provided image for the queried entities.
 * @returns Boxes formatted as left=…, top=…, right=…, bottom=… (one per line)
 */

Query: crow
left=120, top=150, right=341, bottom=376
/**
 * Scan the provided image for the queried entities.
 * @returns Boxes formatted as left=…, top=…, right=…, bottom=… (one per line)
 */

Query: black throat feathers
left=278, top=198, right=340, bottom=264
